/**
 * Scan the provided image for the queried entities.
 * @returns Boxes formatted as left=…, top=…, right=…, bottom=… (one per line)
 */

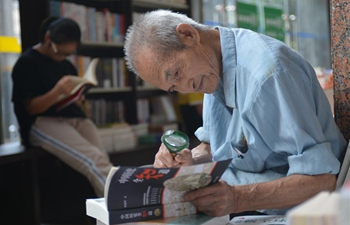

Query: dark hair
left=38, top=16, right=81, bottom=44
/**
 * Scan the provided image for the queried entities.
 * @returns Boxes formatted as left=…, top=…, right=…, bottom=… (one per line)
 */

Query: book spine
left=108, top=202, right=197, bottom=224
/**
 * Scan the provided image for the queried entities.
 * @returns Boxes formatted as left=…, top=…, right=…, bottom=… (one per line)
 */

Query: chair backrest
left=336, top=141, right=350, bottom=190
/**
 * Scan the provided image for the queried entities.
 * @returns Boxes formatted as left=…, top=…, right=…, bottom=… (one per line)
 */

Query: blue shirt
left=195, top=27, right=347, bottom=215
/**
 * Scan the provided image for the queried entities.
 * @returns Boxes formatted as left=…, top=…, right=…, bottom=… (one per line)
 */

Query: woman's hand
left=55, top=75, right=74, bottom=95
left=75, top=94, right=86, bottom=107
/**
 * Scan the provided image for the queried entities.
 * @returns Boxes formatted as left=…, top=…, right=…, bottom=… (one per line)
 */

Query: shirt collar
left=213, top=26, right=237, bottom=109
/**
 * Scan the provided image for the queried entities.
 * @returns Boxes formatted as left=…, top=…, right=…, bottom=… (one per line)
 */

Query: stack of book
left=286, top=191, right=339, bottom=225
left=98, top=123, right=137, bottom=153
left=286, top=179, right=350, bottom=225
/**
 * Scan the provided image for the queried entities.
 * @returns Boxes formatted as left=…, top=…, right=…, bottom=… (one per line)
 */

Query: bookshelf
left=18, top=0, right=192, bottom=156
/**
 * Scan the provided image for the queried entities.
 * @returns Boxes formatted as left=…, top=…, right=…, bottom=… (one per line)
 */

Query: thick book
left=86, top=159, right=232, bottom=224
left=87, top=198, right=197, bottom=225
left=55, top=58, right=99, bottom=111
left=95, top=213, right=230, bottom=225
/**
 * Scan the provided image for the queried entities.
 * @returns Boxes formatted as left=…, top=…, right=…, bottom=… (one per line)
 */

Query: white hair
left=124, top=9, right=208, bottom=76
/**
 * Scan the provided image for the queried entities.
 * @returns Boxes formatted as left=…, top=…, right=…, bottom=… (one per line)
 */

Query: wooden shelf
left=88, top=87, right=132, bottom=94
left=108, top=143, right=159, bottom=166
left=81, top=41, right=124, bottom=48
left=136, top=87, right=169, bottom=98
left=77, top=42, right=125, bottom=58
left=133, top=0, right=189, bottom=10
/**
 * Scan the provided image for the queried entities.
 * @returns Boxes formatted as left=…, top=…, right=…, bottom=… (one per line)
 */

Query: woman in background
left=11, top=16, right=112, bottom=197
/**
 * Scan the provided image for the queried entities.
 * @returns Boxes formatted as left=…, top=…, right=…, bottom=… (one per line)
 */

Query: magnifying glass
left=161, top=130, right=190, bottom=158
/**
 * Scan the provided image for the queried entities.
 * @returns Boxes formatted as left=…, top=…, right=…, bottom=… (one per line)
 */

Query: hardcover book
left=86, top=159, right=232, bottom=224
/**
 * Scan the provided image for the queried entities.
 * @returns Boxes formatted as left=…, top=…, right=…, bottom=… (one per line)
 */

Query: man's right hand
left=153, top=143, right=194, bottom=168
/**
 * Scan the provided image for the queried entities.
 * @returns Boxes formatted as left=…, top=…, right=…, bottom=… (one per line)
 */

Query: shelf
left=108, top=143, right=159, bottom=166
left=86, top=87, right=134, bottom=101
left=81, top=41, right=124, bottom=48
left=53, top=0, right=125, bottom=13
left=136, top=85, right=160, bottom=91
left=88, top=87, right=132, bottom=94
left=133, top=0, right=189, bottom=10
left=136, top=86, right=169, bottom=98
left=77, top=41, right=125, bottom=58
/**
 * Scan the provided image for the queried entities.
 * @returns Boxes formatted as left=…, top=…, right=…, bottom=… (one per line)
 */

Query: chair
left=336, top=141, right=350, bottom=190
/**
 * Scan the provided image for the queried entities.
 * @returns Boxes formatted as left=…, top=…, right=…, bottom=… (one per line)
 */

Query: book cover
left=86, top=159, right=232, bottom=224
left=55, top=58, right=99, bottom=111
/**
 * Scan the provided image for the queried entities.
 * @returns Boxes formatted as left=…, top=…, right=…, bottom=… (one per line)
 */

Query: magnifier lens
left=161, top=130, right=189, bottom=155
left=164, top=136, right=187, bottom=147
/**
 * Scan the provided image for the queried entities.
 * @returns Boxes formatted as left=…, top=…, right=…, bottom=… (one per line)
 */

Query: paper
left=229, top=215, right=287, bottom=225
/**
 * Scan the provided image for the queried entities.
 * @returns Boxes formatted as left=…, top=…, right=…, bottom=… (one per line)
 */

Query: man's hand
left=153, top=143, right=194, bottom=168
left=183, top=173, right=337, bottom=217
left=184, top=180, right=237, bottom=217
left=153, top=142, right=213, bottom=168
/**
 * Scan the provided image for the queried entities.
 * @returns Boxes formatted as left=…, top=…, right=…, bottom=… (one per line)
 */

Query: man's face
left=136, top=46, right=221, bottom=94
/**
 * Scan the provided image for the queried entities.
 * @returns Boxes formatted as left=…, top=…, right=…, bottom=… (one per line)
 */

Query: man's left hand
left=184, top=180, right=237, bottom=217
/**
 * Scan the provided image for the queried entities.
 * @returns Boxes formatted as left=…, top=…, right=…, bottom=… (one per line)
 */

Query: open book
left=86, top=159, right=232, bottom=224
left=55, top=58, right=99, bottom=111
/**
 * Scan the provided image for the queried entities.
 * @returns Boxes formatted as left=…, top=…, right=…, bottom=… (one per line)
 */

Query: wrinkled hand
left=153, top=143, right=194, bottom=168
left=55, top=76, right=74, bottom=95
left=184, top=180, right=237, bottom=217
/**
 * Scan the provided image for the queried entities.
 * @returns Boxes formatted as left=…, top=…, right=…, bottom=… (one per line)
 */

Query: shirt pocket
left=230, top=146, right=266, bottom=173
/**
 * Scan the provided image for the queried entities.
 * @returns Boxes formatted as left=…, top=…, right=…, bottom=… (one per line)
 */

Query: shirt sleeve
left=195, top=94, right=211, bottom=143
left=12, top=56, right=42, bottom=102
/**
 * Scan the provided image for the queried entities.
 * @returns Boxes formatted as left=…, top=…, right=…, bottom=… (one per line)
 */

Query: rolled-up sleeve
left=195, top=94, right=212, bottom=143
left=287, top=143, right=340, bottom=175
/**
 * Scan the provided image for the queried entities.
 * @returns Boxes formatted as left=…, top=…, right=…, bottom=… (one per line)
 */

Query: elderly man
left=124, top=9, right=347, bottom=216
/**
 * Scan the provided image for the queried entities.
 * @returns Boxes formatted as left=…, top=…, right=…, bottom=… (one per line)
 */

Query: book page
left=83, top=58, right=99, bottom=85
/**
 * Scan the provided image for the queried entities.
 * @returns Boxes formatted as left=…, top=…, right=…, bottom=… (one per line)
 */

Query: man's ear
left=176, top=23, right=200, bottom=46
